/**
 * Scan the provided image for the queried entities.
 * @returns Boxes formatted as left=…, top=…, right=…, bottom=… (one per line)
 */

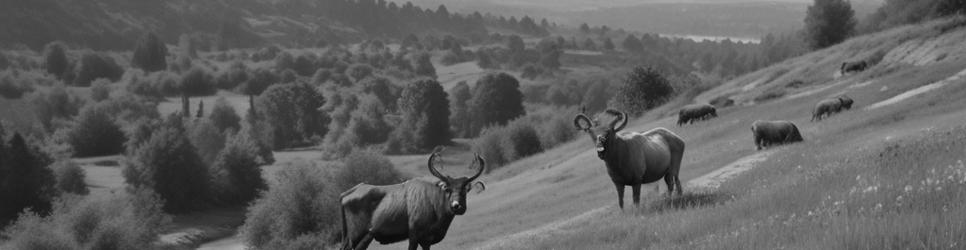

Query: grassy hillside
left=359, top=16, right=966, bottom=249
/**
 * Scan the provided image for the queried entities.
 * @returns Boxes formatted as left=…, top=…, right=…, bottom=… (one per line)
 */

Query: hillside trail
left=472, top=150, right=775, bottom=250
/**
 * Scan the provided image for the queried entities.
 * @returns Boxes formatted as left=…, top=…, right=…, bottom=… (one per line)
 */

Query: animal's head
left=574, top=109, right=628, bottom=159
left=427, top=148, right=486, bottom=216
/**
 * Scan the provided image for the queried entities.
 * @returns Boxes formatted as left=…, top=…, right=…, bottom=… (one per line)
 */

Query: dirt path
left=865, top=67, right=966, bottom=110
left=471, top=150, right=775, bottom=250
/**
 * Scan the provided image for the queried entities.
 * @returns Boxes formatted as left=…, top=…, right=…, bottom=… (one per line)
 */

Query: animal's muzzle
left=451, top=201, right=465, bottom=214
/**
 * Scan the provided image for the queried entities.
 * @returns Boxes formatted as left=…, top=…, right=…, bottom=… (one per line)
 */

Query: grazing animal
left=574, top=109, right=686, bottom=209
left=340, top=150, right=487, bottom=250
left=677, top=103, right=718, bottom=126
left=840, top=61, right=867, bottom=75
left=751, top=120, right=804, bottom=150
left=812, top=94, right=854, bottom=121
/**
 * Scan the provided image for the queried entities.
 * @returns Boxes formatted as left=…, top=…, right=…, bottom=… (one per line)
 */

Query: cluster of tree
left=311, top=1, right=489, bottom=40
left=474, top=35, right=562, bottom=79
left=470, top=106, right=579, bottom=169
left=483, top=14, right=551, bottom=36
left=861, top=0, right=966, bottom=33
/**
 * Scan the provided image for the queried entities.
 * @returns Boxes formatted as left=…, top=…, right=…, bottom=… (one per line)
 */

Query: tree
left=51, top=160, right=87, bottom=195
left=43, top=41, right=69, bottom=79
left=68, top=104, right=127, bottom=157
left=181, top=67, right=216, bottom=97
left=396, top=79, right=451, bottom=150
left=90, top=79, right=111, bottom=102
left=209, top=97, right=241, bottom=133
left=411, top=52, right=436, bottom=78
left=0, top=132, right=56, bottom=227
left=936, top=0, right=966, bottom=16
left=613, top=66, right=674, bottom=116
left=506, top=35, right=525, bottom=52
left=804, top=0, right=856, bottom=49
left=468, top=73, right=525, bottom=136
left=622, top=35, right=644, bottom=53
left=211, top=130, right=266, bottom=205
left=31, top=83, right=84, bottom=131
left=187, top=120, right=226, bottom=166
left=449, top=81, right=472, bottom=138
left=602, top=37, right=616, bottom=51
left=179, top=34, right=197, bottom=59
left=579, top=23, right=591, bottom=33
left=256, top=82, right=327, bottom=149
left=73, top=52, right=122, bottom=86
left=123, top=125, right=210, bottom=213
left=132, top=32, right=168, bottom=72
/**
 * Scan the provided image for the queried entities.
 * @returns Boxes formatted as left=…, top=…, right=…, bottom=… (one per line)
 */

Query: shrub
left=396, top=79, right=451, bottom=151
left=0, top=70, right=36, bottom=99
left=612, top=66, right=674, bottom=116
left=90, top=78, right=112, bottom=102
left=499, top=120, right=543, bottom=162
left=468, top=72, right=525, bottom=136
left=67, top=104, right=126, bottom=157
left=335, top=150, right=403, bottom=191
left=123, top=124, right=211, bottom=213
left=180, top=66, right=217, bottom=96
left=357, top=77, right=398, bottom=112
left=449, top=81, right=472, bottom=138
left=211, top=130, right=267, bottom=205
left=582, top=79, right=612, bottom=113
left=410, top=52, right=436, bottom=78
left=346, top=63, right=374, bottom=82
left=30, top=83, right=84, bottom=131
left=240, top=68, right=277, bottom=97
left=51, top=160, right=88, bottom=195
left=73, top=52, right=123, bottom=87
left=209, top=97, right=241, bottom=133
left=805, top=0, right=857, bottom=49
left=1, top=189, right=169, bottom=250
left=0, top=133, right=57, bottom=227
left=472, top=127, right=507, bottom=169
left=187, top=119, right=226, bottom=166
left=256, top=82, right=327, bottom=149
left=241, top=160, right=341, bottom=249
left=216, top=61, right=250, bottom=90
left=293, top=54, right=317, bottom=76
left=347, top=95, right=392, bottom=145
left=43, top=41, right=69, bottom=79
left=132, top=32, right=168, bottom=72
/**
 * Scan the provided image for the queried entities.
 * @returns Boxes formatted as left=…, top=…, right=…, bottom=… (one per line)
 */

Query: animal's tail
left=341, top=201, right=349, bottom=250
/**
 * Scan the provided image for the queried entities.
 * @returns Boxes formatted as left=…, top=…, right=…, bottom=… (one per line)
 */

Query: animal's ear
left=471, top=181, right=486, bottom=194
left=574, top=114, right=593, bottom=131
left=437, top=181, right=448, bottom=190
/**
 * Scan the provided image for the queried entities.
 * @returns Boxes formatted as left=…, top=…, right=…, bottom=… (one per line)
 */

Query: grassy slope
left=365, top=17, right=966, bottom=249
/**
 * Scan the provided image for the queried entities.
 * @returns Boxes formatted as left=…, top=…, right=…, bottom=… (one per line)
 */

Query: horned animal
left=840, top=61, right=867, bottom=75
left=751, top=120, right=804, bottom=150
left=574, top=109, right=686, bottom=209
left=340, top=149, right=486, bottom=250
left=677, top=103, right=718, bottom=126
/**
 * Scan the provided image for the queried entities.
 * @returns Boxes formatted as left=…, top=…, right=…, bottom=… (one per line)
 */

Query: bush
left=499, top=120, right=543, bottom=162
left=449, top=81, right=473, bottom=138
left=347, top=95, right=393, bottom=145
left=335, top=150, right=403, bottom=191
left=216, top=61, right=250, bottom=90
left=187, top=119, right=226, bottom=166
left=180, top=66, right=217, bottom=96
left=132, top=32, right=168, bottom=72
left=396, top=79, right=451, bottom=151
left=256, top=82, right=327, bottom=149
left=30, top=83, right=84, bottom=131
left=209, top=97, right=241, bottom=133
left=0, top=70, right=36, bottom=99
left=90, top=78, right=112, bottom=102
left=210, top=130, right=267, bottom=205
left=805, top=0, right=856, bottom=49
left=1, top=189, right=169, bottom=250
left=241, top=160, right=341, bottom=249
left=410, top=52, right=436, bottom=78
left=0, top=133, right=57, bottom=227
left=43, top=41, right=69, bottom=79
left=468, top=72, right=525, bottom=136
left=73, top=52, right=123, bottom=87
left=123, top=124, right=211, bottom=213
left=472, top=128, right=507, bottom=169
left=51, top=160, right=88, bottom=195
left=67, top=104, right=126, bottom=157
left=612, top=66, right=674, bottom=116
left=346, top=63, right=374, bottom=82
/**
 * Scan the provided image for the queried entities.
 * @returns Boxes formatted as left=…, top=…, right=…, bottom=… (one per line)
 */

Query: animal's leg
left=407, top=240, right=419, bottom=250
left=353, top=232, right=375, bottom=250
left=675, top=175, right=684, bottom=196
left=614, top=183, right=625, bottom=209
left=664, top=175, right=675, bottom=196
left=420, top=243, right=431, bottom=250
left=631, top=184, right=642, bottom=206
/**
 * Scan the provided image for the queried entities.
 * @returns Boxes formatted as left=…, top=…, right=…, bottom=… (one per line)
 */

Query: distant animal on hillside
left=751, top=120, right=804, bottom=150
left=677, top=103, right=718, bottom=126
left=340, top=149, right=486, bottom=250
left=840, top=61, right=868, bottom=75
left=812, top=94, right=854, bottom=121
left=574, top=109, right=686, bottom=209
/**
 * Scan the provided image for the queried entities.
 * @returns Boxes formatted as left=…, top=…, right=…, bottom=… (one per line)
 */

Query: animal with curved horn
left=574, top=109, right=686, bottom=209
left=340, top=148, right=486, bottom=250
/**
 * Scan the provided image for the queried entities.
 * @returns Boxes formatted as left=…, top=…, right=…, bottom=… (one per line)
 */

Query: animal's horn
left=605, top=109, right=628, bottom=131
left=574, top=114, right=592, bottom=131
left=468, top=153, right=485, bottom=181
left=428, top=147, right=448, bottom=180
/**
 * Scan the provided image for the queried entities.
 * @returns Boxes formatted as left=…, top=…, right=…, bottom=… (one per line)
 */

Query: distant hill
left=0, top=0, right=489, bottom=50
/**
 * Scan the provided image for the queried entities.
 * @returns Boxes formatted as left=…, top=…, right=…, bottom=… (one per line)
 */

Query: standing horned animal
left=574, top=109, right=686, bottom=209
left=751, top=120, right=804, bottom=150
left=340, top=149, right=486, bottom=250
left=677, top=103, right=718, bottom=126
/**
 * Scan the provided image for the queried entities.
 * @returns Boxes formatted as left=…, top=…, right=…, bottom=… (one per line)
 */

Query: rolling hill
left=354, top=16, right=966, bottom=249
